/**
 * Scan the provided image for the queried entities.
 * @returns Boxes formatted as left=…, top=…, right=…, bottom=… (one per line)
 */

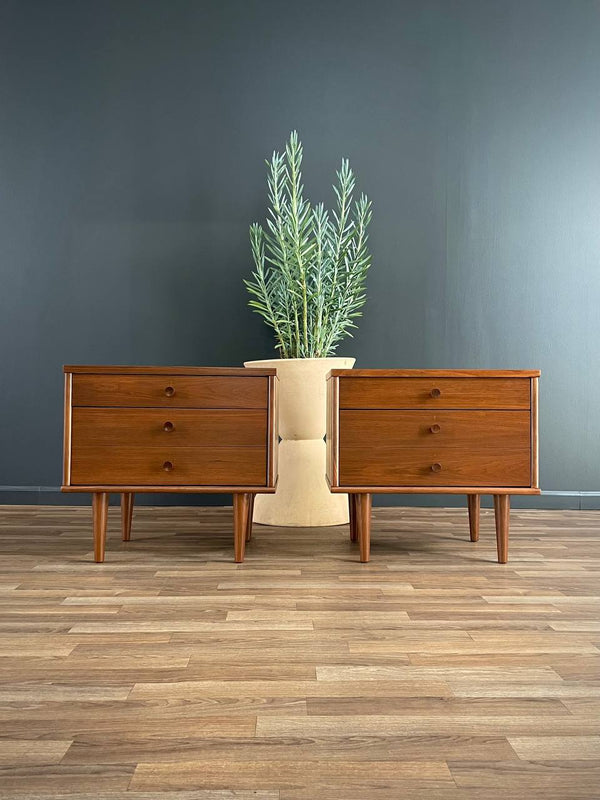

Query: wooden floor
left=0, top=504, right=599, bottom=799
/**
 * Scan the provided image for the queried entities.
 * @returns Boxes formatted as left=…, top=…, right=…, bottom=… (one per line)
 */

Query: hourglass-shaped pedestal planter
left=244, top=357, right=355, bottom=527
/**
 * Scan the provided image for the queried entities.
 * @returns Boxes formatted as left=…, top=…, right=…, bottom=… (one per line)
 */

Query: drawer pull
left=429, top=424, right=441, bottom=434
left=163, top=421, right=175, bottom=432
left=430, top=387, right=442, bottom=398
left=431, top=462, right=443, bottom=472
left=164, top=386, right=176, bottom=397
left=162, top=460, right=174, bottom=472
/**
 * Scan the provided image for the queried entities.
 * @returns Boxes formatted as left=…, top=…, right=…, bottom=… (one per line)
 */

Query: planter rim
left=244, top=357, right=355, bottom=365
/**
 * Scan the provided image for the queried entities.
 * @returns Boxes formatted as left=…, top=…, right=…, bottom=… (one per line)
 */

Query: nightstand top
left=64, top=365, right=277, bottom=377
left=327, top=369, right=541, bottom=379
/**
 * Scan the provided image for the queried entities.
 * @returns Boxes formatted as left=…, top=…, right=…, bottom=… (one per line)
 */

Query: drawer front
left=72, top=408, right=267, bottom=448
left=339, top=377, right=530, bottom=409
left=72, top=375, right=268, bottom=408
left=340, top=410, right=531, bottom=451
left=71, top=446, right=267, bottom=486
left=339, top=448, right=531, bottom=487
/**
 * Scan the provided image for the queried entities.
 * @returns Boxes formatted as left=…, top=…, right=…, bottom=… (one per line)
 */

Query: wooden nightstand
left=62, top=366, right=278, bottom=562
left=326, top=369, right=540, bottom=563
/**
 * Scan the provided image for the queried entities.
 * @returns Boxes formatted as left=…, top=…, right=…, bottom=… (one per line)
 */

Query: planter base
left=254, top=440, right=349, bottom=527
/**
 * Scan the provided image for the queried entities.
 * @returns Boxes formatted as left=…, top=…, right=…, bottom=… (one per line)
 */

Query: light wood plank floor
left=0, top=503, right=599, bottom=799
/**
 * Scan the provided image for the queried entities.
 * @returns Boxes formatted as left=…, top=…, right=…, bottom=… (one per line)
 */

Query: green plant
left=245, top=131, right=372, bottom=358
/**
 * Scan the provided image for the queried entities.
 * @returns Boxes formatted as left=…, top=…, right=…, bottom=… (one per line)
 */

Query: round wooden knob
left=430, top=387, right=442, bottom=398
left=164, top=386, right=175, bottom=397
left=430, top=424, right=441, bottom=434
left=162, top=461, right=174, bottom=472
left=163, top=421, right=174, bottom=432
left=431, top=462, right=442, bottom=472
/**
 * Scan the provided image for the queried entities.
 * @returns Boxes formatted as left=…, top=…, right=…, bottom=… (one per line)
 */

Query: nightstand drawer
left=70, top=446, right=267, bottom=486
left=339, top=448, right=531, bottom=487
left=72, top=375, right=268, bottom=409
left=340, top=410, right=531, bottom=450
left=339, top=377, right=530, bottom=410
left=72, top=408, right=267, bottom=448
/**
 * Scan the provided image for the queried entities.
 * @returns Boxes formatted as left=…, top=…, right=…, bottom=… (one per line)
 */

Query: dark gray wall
left=1, top=0, right=599, bottom=507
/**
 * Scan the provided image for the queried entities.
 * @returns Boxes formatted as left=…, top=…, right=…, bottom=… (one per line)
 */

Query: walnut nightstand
left=326, top=369, right=540, bottom=563
left=62, top=366, right=278, bottom=562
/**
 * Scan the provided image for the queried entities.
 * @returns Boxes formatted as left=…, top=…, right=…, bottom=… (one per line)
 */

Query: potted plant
left=245, top=131, right=372, bottom=526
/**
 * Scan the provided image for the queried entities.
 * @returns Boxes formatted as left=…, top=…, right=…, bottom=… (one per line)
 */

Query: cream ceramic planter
left=244, top=357, right=355, bottom=526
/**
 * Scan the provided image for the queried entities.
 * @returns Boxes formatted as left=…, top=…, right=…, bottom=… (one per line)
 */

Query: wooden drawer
left=339, top=377, right=530, bottom=410
left=72, top=375, right=268, bottom=409
left=340, top=410, right=531, bottom=450
left=70, top=446, right=267, bottom=486
left=72, top=408, right=267, bottom=448
left=339, top=447, right=531, bottom=487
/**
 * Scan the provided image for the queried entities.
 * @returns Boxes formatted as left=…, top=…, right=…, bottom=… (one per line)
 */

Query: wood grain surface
left=339, top=448, right=531, bottom=487
left=329, top=369, right=541, bottom=378
left=71, top=445, right=267, bottom=486
left=72, top=374, right=268, bottom=408
left=0, top=503, right=598, bottom=799
left=65, top=365, right=277, bottom=376
left=339, top=410, right=531, bottom=450
left=339, top=377, right=531, bottom=409
left=72, top=408, right=268, bottom=448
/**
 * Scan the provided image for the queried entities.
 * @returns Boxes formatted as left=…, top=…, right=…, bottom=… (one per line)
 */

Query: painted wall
left=1, top=0, right=599, bottom=507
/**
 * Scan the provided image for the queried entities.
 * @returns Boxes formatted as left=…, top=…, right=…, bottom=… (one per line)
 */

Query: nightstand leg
left=357, top=493, right=372, bottom=563
left=246, top=493, right=255, bottom=543
left=467, top=494, right=480, bottom=542
left=493, top=494, right=510, bottom=564
left=233, top=493, right=250, bottom=563
left=92, top=492, right=109, bottom=563
left=121, top=493, right=134, bottom=541
left=349, top=494, right=358, bottom=542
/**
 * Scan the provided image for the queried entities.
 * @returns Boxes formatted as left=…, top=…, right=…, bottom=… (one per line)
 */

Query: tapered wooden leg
left=467, top=494, right=480, bottom=542
left=92, top=492, right=109, bottom=563
left=233, top=493, right=250, bottom=563
left=348, top=494, right=358, bottom=542
left=121, top=493, right=134, bottom=541
left=493, top=494, right=510, bottom=564
left=357, top=493, right=372, bottom=563
left=246, top=494, right=255, bottom=543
